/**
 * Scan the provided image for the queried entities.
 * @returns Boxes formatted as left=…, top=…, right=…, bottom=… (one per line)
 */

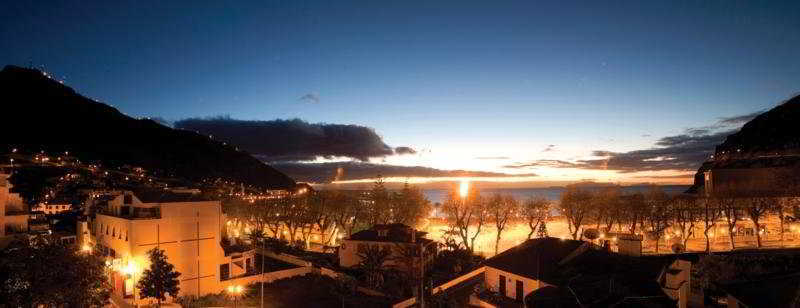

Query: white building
left=88, top=188, right=255, bottom=305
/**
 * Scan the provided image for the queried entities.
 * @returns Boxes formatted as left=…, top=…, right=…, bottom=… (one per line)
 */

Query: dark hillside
left=0, top=65, right=295, bottom=189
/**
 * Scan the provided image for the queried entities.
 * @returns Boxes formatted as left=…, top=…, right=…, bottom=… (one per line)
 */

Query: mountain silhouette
left=688, top=94, right=800, bottom=193
left=0, top=65, right=295, bottom=189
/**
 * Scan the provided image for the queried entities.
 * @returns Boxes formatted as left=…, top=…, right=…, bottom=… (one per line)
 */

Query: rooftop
left=130, top=188, right=214, bottom=203
left=483, top=237, right=584, bottom=282
left=348, top=223, right=431, bottom=244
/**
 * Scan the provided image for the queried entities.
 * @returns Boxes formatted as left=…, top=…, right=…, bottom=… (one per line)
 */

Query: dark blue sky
left=3, top=1, right=800, bottom=181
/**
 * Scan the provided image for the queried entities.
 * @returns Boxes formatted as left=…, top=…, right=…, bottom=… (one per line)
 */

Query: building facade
left=88, top=189, right=236, bottom=305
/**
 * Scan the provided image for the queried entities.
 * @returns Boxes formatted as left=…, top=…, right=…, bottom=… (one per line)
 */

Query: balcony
left=100, top=206, right=161, bottom=220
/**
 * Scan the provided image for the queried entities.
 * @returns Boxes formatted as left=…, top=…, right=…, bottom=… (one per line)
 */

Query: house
left=339, top=223, right=437, bottom=273
left=473, top=237, right=691, bottom=308
left=87, top=188, right=254, bottom=305
left=32, top=196, right=73, bottom=215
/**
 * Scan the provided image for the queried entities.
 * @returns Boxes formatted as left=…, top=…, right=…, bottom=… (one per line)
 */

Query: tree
left=390, top=182, right=432, bottom=226
left=593, top=186, right=621, bottom=232
left=357, top=244, right=392, bottom=289
left=0, top=235, right=112, bottom=306
left=745, top=196, right=777, bottom=248
left=644, top=187, right=671, bottom=253
left=672, top=195, right=699, bottom=247
left=716, top=193, right=741, bottom=250
left=521, top=196, right=549, bottom=239
left=309, top=191, right=340, bottom=246
left=368, top=177, right=391, bottom=225
left=536, top=220, right=549, bottom=238
left=138, top=247, right=181, bottom=306
left=487, top=194, right=517, bottom=255
left=700, top=197, right=723, bottom=253
left=560, top=185, right=593, bottom=240
left=442, top=186, right=486, bottom=253
left=620, top=193, right=647, bottom=234
left=330, top=191, right=364, bottom=240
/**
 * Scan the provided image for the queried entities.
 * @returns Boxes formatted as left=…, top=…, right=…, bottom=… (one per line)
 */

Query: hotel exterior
left=88, top=188, right=251, bottom=305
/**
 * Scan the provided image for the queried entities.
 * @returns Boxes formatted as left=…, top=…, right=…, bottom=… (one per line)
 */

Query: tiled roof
left=348, top=223, right=428, bottom=243
left=488, top=238, right=677, bottom=306
left=483, top=237, right=584, bottom=282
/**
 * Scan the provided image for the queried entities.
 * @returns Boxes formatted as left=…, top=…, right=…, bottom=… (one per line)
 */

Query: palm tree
left=357, top=244, right=392, bottom=289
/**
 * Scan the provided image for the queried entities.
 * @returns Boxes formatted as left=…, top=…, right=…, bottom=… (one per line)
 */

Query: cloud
left=475, top=156, right=510, bottom=160
left=504, top=110, right=763, bottom=173
left=394, top=146, right=417, bottom=155
left=572, top=129, right=733, bottom=172
left=542, top=144, right=556, bottom=152
left=503, top=160, right=579, bottom=169
left=272, top=161, right=536, bottom=183
left=174, top=117, right=394, bottom=161
left=632, top=174, right=695, bottom=179
left=718, top=111, right=763, bottom=126
left=298, top=93, right=320, bottom=103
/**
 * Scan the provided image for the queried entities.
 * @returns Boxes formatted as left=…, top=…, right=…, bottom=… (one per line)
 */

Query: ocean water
left=422, top=185, right=691, bottom=205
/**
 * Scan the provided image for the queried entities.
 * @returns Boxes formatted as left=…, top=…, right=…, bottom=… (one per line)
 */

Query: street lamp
left=227, top=285, right=244, bottom=308
left=123, top=260, right=139, bottom=301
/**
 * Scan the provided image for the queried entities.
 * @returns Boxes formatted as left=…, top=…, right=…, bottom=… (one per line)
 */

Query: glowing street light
left=227, top=285, right=244, bottom=308
left=123, top=260, right=139, bottom=276
left=81, top=244, right=92, bottom=253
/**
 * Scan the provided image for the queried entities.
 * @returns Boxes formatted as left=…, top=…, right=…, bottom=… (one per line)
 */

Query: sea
left=422, top=184, right=691, bottom=205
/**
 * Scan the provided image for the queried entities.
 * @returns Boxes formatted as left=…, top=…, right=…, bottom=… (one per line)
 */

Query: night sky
left=3, top=1, right=800, bottom=184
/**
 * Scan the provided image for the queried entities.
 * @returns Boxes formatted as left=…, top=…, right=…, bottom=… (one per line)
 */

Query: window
left=220, top=264, right=230, bottom=280
left=124, top=195, right=133, bottom=204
